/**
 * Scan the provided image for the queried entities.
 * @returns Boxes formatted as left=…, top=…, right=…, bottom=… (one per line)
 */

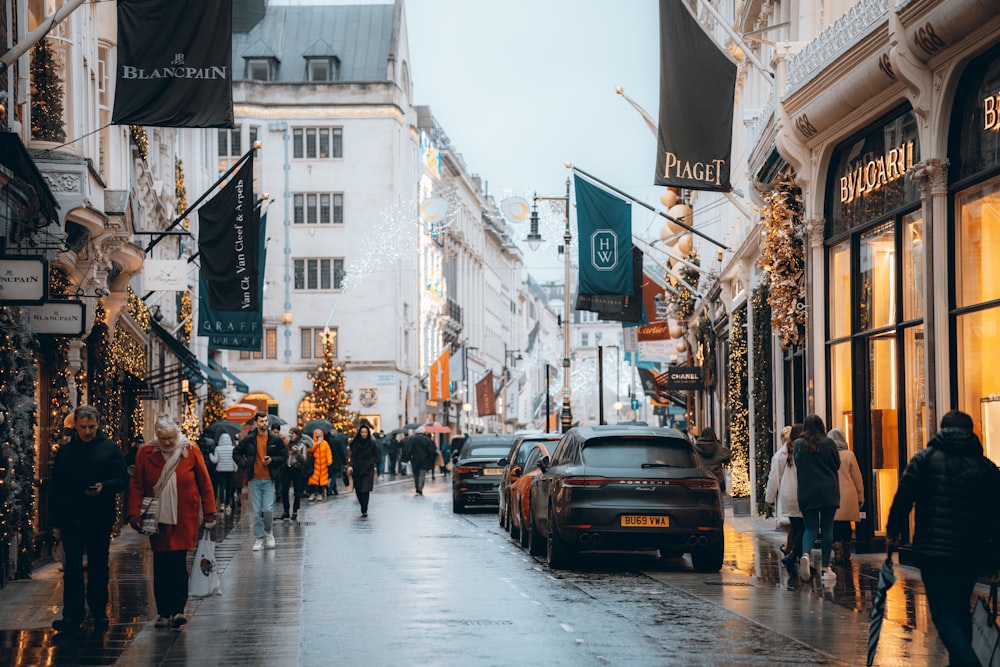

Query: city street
left=0, top=474, right=962, bottom=666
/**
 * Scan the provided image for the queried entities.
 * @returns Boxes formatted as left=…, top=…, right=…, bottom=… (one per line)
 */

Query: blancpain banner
left=143, top=259, right=189, bottom=292
left=26, top=300, right=85, bottom=337
left=0, top=257, right=47, bottom=303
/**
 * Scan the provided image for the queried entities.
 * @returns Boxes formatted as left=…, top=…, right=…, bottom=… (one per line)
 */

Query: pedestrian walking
left=278, top=427, right=310, bottom=519
left=212, top=433, right=237, bottom=514
left=328, top=431, right=349, bottom=496
left=49, top=405, right=130, bottom=634
left=406, top=427, right=438, bottom=495
left=347, top=422, right=380, bottom=517
left=127, top=415, right=216, bottom=630
left=693, top=426, right=732, bottom=493
left=765, top=424, right=805, bottom=568
left=828, top=427, right=864, bottom=565
left=886, top=409, right=1000, bottom=667
left=233, top=412, right=286, bottom=551
left=125, top=434, right=144, bottom=476
left=379, top=431, right=394, bottom=476
left=307, top=428, right=331, bottom=501
left=793, top=414, right=840, bottom=584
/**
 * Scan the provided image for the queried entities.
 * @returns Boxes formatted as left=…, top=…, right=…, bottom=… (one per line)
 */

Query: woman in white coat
left=765, top=424, right=805, bottom=568
left=828, top=427, right=864, bottom=564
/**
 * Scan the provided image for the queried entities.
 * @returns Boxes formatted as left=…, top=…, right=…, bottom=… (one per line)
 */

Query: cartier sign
left=0, top=257, right=47, bottom=304
left=26, top=300, right=85, bottom=337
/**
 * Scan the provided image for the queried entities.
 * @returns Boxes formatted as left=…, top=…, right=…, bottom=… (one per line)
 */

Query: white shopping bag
left=188, top=529, right=221, bottom=598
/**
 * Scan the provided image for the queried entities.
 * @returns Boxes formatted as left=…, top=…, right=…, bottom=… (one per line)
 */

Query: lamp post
left=535, top=177, right=573, bottom=433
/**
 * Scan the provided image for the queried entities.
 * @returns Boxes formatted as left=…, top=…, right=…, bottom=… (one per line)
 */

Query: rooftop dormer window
left=245, top=57, right=276, bottom=81
left=305, top=56, right=340, bottom=82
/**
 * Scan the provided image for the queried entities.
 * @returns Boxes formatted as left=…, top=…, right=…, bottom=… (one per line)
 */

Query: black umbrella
left=204, top=421, right=241, bottom=442
left=868, top=546, right=898, bottom=666
left=403, top=422, right=421, bottom=431
left=388, top=428, right=405, bottom=437
left=303, top=419, right=334, bottom=437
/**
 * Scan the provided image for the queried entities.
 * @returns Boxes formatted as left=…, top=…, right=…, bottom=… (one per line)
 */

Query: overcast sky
left=273, top=0, right=664, bottom=280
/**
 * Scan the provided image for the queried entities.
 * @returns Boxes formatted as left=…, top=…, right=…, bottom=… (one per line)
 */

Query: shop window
left=868, top=332, right=899, bottom=532
left=956, top=178, right=1000, bottom=308
left=828, top=240, right=851, bottom=338
left=956, top=306, right=1000, bottom=464
left=828, top=341, right=852, bottom=437
left=901, top=212, right=924, bottom=321
left=859, top=221, right=896, bottom=331
left=903, top=325, right=926, bottom=463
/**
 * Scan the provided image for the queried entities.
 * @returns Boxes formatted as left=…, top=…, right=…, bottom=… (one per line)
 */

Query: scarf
left=154, top=442, right=188, bottom=526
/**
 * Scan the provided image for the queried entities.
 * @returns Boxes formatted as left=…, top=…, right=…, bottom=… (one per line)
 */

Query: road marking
left=560, top=622, right=574, bottom=633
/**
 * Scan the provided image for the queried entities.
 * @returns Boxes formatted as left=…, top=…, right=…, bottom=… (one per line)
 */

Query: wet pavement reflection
left=0, top=477, right=969, bottom=666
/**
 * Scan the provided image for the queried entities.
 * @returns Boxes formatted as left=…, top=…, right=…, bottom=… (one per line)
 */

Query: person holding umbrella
left=886, top=409, right=1000, bottom=667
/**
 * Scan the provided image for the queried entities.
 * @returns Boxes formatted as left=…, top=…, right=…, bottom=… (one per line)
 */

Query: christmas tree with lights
left=30, top=38, right=66, bottom=142
left=306, top=330, right=353, bottom=434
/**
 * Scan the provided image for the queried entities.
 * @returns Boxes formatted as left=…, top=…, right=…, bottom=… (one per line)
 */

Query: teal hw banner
left=575, top=176, right=633, bottom=296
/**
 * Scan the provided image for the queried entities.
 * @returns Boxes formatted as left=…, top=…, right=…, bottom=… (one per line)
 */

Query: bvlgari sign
left=25, top=300, right=85, bottom=337
left=0, top=257, right=47, bottom=304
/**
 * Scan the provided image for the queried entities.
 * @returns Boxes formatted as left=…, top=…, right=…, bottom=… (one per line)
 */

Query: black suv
left=527, top=425, right=725, bottom=570
left=452, top=433, right=518, bottom=513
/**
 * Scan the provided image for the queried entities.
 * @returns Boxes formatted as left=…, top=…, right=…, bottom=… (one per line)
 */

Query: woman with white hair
left=127, top=415, right=216, bottom=630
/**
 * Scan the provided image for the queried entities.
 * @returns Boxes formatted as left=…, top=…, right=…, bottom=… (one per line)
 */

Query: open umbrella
left=388, top=428, right=406, bottom=437
left=421, top=421, right=452, bottom=434
left=868, top=546, right=898, bottom=666
left=204, top=420, right=242, bottom=442
left=303, top=419, right=334, bottom=438
left=403, top=422, right=421, bottom=431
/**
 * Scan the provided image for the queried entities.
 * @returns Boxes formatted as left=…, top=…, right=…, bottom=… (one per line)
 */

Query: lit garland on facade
left=694, top=311, right=716, bottom=390
left=756, top=173, right=805, bottom=349
left=727, top=304, right=750, bottom=498
left=751, top=284, right=773, bottom=510
left=126, top=288, right=149, bottom=437
left=0, top=306, right=40, bottom=582
left=203, top=387, right=226, bottom=429
left=129, top=125, right=148, bottom=161
left=175, top=158, right=199, bottom=439
left=47, top=268, right=72, bottom=457
left=305, top=331, right=354, bottom=434
left=666, top=249, right=701, bottom=321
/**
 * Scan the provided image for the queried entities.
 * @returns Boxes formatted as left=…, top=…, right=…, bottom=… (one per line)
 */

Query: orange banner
left=429, top=349, right=451, bottom=401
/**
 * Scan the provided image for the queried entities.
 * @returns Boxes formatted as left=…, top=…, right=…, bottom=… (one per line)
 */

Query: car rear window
left=581, top=437, right=696, bottom=468
left=463, top=445, right=512, bottom=458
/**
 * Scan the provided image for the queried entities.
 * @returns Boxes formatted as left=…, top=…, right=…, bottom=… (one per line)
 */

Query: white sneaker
left=798, top=553, right=811, bottom=581
left=821, top=567, right=837, bottom=584
left=265, top=532, right=276, bottom=549
left=252, top=538, right=263, bottom=551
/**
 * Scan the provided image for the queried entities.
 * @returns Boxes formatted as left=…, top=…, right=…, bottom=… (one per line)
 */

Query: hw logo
left=590, top=230, right=619, bottom=271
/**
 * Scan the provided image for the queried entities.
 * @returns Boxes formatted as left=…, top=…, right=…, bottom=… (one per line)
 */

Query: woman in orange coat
left=307, top=428, right=332, bottom=501
left=127, top=415, right=216, bottom=630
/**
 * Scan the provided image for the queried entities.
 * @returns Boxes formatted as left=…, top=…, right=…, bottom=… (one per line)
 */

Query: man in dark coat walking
left=406, top=427, right=438, bottom=495
left=887, top=409, right=1000, bottom=667
left=328, top=431, right=349, bottom=495
left=50, top=405, right=129, bottom=633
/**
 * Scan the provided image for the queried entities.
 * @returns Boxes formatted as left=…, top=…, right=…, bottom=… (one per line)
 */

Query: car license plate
left=482, top=468, right=503, bottom=475
left=620, top=515, right=669, bottom=527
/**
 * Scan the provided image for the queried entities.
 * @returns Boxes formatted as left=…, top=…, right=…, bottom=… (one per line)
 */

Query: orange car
left=509, top=442, right=551, bottom=548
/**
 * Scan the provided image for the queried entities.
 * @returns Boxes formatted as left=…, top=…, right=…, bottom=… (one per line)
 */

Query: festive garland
left=666, top=250, right=701, bottom=321
left=694, top=311, right=716, bottom=389
left=48, top=268, right=72, bottom=458
left=129, top=125, right=148, bottom=161
left=751, top=284, right=773, bottom=511
left=756, top=173, right=805, bottom=349
left=203, top=387, right=226, bottom=429
left=727, top=304, right=750, bottom=498
left=0, top=306, right=40, bottom=582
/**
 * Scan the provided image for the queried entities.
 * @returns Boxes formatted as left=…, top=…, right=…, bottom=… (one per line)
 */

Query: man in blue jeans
left=234, top=413, right=286, bottom=551
left=887, top=409, right=1000, bottom=667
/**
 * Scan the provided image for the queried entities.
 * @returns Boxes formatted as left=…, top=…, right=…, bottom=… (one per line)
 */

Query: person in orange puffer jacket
left=307, top=429, right=332, bottom=501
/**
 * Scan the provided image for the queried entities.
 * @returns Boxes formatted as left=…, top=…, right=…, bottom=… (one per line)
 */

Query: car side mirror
left=497, top=457, right=509, bottom=467
left=537, top=456, right=550, bottom=472
left=451, top=453, right=459, bottom=463
left=510, top=465, right=522, bottom=477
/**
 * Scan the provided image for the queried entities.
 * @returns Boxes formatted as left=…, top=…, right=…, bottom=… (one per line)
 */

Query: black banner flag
left=197, top=157, right=265, bottom=350
left=655, top=0, right=736, bottom=192
left=113, top=0, right=234, bottom=128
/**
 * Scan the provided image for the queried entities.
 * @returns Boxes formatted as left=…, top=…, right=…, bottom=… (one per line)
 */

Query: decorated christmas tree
left=30, top=38, right=66, bottom=142
left=306, top=329, right=353, bottom=434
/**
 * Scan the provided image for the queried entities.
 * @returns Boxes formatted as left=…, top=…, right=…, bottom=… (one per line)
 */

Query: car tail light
left=561, top=477, right=607, bottom=488
left=676, top=478, right=719, bottom=490
left=455, top=466, right=478, bottom=475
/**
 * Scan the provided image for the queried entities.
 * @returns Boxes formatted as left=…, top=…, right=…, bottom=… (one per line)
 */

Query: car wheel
left=453, top=498, right=465, bottom=514
left=509, top=509, right=521, bottom=541
left=499, top=504, right=507, bottom=530
left=546, top=517, right=574, bottom=569
left=519, top=513, right=531, bottom=549
left=527, top=507, right=545, bottom=557
left=691, top=536, right=724, bottom=573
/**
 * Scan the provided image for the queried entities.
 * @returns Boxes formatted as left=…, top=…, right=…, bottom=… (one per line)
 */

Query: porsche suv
left=452, top=433, right=518, bottom=513
left=527, top=425, right=725, bottom=571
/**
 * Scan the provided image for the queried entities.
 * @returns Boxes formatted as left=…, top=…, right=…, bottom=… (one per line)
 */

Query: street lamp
left=524, top=198, right=543, bottom=250
left=535, top=176, right=573, bottom=433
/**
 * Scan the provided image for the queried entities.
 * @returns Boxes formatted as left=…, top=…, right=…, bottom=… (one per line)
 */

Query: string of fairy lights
left=751, top=284, right=773, bottom=508
left=175, top=158, right=200, bottom=440
left=726, top=303, right=750, bottom=498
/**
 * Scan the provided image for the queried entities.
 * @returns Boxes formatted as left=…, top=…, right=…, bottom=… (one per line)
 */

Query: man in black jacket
left=887, top=409, right=1000, bottom=667
left=233, top=413, right=286, bottom=551
left=50, top=405, right=129, bottom=633
left=406, top=427, right=438, bottom=495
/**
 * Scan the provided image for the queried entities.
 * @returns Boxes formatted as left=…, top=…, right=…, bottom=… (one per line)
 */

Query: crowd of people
left=48, top=406, right=453, bottom=636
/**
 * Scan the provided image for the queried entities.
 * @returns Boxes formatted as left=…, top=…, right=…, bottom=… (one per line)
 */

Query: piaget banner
left=655, top=0, right=736, bottom=192
left=113, top=0, right=234, bottom=127
left=575, top=176, right=633, bottom=296
left=197, top=158, right=266, bottom=350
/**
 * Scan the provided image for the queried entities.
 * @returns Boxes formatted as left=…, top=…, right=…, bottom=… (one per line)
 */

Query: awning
left=0, top=131, right=60, bottom=224
left=149, top=320, right=227, bottom=390
left=208, top=358, right=249, bottom=393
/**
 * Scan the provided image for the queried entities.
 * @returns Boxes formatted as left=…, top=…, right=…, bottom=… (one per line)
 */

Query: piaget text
left=661, top=153, right=726, bottom=187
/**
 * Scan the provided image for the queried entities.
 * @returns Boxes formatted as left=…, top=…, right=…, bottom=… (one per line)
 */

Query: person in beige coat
left=828, top=427, right=864, bottom=564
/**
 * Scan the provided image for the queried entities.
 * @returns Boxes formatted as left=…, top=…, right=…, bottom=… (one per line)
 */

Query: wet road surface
left=0, top=474, right=965, bottom=665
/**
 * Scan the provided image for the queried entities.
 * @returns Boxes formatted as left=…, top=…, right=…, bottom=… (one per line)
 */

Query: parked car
left=497, top=433, right=563, bottom=532
left=509, top=442, right=551, bottom=546
left=527, top=425, right=725, bottom=571
left=452, top=433, right=518, bottom=513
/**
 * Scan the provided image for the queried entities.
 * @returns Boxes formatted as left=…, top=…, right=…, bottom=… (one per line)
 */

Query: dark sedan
left=452, top=433, right=518, bottom=513
left=497, top=433, right=563, bottom=532
left=527, top=425, right=725, bottom=571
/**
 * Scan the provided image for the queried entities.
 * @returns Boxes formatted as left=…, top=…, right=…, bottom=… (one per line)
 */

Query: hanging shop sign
left=143, top=259, right=188, bottom=292
left=666, top=366, right=703, bottom=391
left=0, top=256, right=47, bottom=304
left=26, top=300, right=85, bottom=336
